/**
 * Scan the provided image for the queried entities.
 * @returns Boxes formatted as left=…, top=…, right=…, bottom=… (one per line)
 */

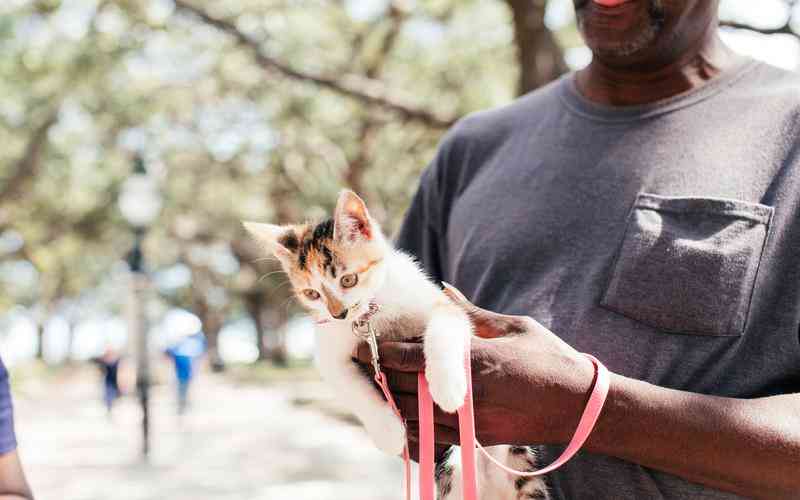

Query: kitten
left=244, top=190, right=548, bottom=500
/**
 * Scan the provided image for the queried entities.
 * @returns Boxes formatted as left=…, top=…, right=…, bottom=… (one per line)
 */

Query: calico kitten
left=244, top=189, right=548, bottom=500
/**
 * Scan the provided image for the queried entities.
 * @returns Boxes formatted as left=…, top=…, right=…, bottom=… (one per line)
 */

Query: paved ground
left=12, top=368, right=415, bottom=500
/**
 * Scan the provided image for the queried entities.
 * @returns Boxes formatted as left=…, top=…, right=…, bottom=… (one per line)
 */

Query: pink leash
left=374, top=370, right=413, bottom=500
left=418, top=374, right=436, bottom=500
left=374, top=344, right=609, bottom=500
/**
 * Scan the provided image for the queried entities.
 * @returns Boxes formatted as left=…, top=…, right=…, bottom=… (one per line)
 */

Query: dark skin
left=354, top=2, right=800, bottom=498
left=0, top=451, right=33, bottom=500
left=574, top=0, right=744, bottom=105
left=355, top=285, right=800, bottom=498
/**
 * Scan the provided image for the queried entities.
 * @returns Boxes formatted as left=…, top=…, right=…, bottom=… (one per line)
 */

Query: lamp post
left=119, top=154, right=162, bottom=459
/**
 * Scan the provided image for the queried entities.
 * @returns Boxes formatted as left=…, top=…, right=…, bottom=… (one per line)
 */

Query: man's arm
left=0, top=451, right=33, bottom=500
left=589, top=372, right=800, bottom=499
left=354, top=286, right=800, bottom=499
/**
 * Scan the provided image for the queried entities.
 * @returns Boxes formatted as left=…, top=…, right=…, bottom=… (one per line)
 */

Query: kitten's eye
left=303, top=289, right=320, bottom=300
left=340, top=273, right=358, bottom=288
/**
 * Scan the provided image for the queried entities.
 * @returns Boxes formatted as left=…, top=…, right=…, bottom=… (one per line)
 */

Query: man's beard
left=574, top=0, right=667, bottom=58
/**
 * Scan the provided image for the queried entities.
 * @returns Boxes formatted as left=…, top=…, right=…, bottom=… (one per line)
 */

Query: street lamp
left=119, top=154, right=162, bottom=459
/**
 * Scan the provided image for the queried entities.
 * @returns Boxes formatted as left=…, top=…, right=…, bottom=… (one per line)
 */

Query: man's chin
left=576, top=0, right=664, bottom=60
left=585, top=26, right=660, bottom=60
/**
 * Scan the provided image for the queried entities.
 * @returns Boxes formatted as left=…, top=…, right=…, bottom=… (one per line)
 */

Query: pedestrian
left=91, top=348, right=121, bottom=416
left=354, top=1, right=800, bottom=498
left=165, top=332, right=206, bottom=415
left=0, top=357, right=34, bottom=498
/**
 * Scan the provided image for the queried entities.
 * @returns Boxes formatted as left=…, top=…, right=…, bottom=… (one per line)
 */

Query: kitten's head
left=243, top=190, right=388, bottom=323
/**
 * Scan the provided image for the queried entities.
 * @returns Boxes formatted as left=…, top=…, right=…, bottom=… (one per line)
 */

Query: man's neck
left=575, top=28, right=744, bottom=107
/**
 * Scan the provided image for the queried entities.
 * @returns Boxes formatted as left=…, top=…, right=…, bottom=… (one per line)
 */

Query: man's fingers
left=441, top=281, right=468, bottom=302
left=382, top=342, right=426, bottom=372
left=442, top=282, right=509, bottom=338
left=405, top=434, right=453, bottom=463
left=406, top=421, right=461, bottom=447
left=442, top=282, right=539, bottom=339
left=353, top=341, right=372, bottom=365
left=393, top=393, right=460, bottom=429
left=442, top=281, right=483, bottom=318
left=406, top=434, right=420, bottom=464
left=353, top=341, right=426, bottom=372
left=383, top=369, right=419, bottom=394
left=390, top=391, right=418, bottom=421
left=359, top=363, right=420, bottom=394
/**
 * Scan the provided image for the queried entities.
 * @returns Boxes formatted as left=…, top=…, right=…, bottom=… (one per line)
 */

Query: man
left=354, top=0, right=800, bottom=498
left=0, top=359, right=33, bottom=499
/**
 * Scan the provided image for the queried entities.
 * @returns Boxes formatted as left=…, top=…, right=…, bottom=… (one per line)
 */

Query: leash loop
left=472, top=353, right=610, bottom=477
left=418, top=347, right=610, bottom=499
left=360, top=301, right=609, bottom=500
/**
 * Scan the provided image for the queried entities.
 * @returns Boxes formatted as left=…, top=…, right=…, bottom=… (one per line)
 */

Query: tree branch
left=719, top=20, right=798, bottom=39
left=505, top=0, right=568, bottom=96
left=345, top=1, right=410, bottom=196
left=0, top=110, right=59, bottom=205
left=1, top=1, right=114, bottom=208
left=173, top=0, right=456, bottom=129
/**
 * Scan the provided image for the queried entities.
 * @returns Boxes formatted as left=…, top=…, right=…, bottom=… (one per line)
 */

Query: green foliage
left=0, top=0, right=530, bottom=323
left=0, top=0, right=792, bottom=359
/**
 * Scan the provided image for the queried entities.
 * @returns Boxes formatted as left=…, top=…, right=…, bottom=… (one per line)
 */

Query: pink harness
left=371, top=334, right=610, bottom=500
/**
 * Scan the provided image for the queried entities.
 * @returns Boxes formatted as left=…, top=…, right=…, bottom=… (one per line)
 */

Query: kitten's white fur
left=244, top=190, right=548, bottom=499
left=317, top=247, right=471, bottom=455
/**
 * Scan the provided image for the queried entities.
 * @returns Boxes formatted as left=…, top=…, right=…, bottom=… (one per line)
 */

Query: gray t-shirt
left=395, top=56, right=800, bottom=499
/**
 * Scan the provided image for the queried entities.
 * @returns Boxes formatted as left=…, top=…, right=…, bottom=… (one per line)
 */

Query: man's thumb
left=441, top=281, right=468, bottom=303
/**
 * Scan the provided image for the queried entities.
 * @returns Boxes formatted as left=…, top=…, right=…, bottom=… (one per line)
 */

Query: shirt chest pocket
left=600, top=193, right=774, bottom=337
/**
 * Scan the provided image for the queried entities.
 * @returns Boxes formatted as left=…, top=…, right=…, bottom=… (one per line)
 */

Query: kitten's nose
left=333, top=309, right=348, bottom=320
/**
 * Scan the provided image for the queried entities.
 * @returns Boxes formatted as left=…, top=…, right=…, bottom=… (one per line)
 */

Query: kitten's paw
left=364, top=407, right=406, bottom=456
left=427, top=366, right=467, bottom=413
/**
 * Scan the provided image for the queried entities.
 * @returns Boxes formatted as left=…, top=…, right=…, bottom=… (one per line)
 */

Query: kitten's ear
left=242, top=222, right=299, bottom=259
left=334, top=190, right=373, bottom=244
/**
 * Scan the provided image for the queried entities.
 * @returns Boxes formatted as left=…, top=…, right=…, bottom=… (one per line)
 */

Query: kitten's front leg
left=316, top=325, right=406, bottom=456
left=438, top=445, right=550, bottom=500
left=424, top=304, right=472, bottom=413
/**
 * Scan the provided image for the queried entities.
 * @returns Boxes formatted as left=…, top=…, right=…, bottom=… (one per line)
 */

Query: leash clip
left=353, top=321, right=381, bottom=375
left=353, top=300, right=381, bottom=375
left=365, top=323, right=381, bottom=375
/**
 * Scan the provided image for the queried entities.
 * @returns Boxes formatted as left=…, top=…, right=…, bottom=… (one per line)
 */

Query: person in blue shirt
left=0, top=357, right=33, bottom=499
left=91, top=348, right=121, bottom=416
left=164, top=332, right=206, bottom=415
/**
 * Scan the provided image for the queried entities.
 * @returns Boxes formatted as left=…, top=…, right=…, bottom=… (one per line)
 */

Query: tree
left=1, top=0, right=796, bottom=366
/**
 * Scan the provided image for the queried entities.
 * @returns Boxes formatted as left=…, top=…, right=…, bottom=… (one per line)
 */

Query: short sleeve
left=395, top=116, right=475, bottom=283
left=0, top=357, right=17, bottom=454
left=395, top=163, right=446, bottom=282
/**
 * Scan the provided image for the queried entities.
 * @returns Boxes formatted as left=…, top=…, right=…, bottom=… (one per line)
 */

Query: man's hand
left=354, top=283, right=800, bottom=499
left=353, top=283, right=596, bottom=449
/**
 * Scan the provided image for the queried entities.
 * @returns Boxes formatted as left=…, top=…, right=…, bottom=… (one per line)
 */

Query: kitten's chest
left=369, top=312, right=428, bottom=342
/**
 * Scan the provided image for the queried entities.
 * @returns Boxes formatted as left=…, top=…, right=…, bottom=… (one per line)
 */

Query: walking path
left=12, top=370, right=412, bottom=500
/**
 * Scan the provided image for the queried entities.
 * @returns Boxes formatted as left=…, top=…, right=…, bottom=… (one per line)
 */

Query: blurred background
left=0, top=0, right=798, bottom=499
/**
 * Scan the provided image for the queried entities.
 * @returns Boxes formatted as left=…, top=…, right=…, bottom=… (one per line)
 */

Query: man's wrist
left=525, top=348, right=599, bottom=446
left=582, top=372, right=643, bottom=456
left=556, top=352, right=607, bottom=444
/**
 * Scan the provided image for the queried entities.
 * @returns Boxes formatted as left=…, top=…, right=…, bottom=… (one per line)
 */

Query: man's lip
left=591, top=0, right=634, bottom=6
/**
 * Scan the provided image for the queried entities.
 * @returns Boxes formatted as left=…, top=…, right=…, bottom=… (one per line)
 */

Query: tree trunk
left=262, top=306, right=289, bottom=367
left=64, top=321, right=75, bottom=365
left=204, top=312, right=225, bottom=372
left=506, top=0, right=568, bottom=96
left=35, top=322, right=45, bottom=360
left=244, top=292, right=269, bottom=361
left=193, top=293, right=226, bottom=372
